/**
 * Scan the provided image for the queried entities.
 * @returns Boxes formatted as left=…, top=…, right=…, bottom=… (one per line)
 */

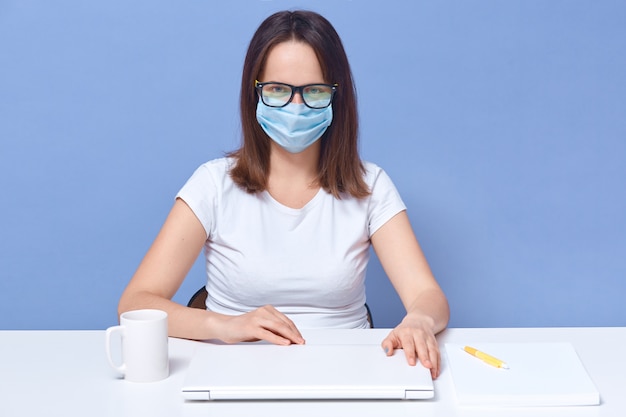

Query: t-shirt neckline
left=262, top=187, right=326, bottom=214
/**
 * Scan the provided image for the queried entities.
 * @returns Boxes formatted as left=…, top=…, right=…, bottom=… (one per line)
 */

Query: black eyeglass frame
left=255, top=80, right=338, bottom=109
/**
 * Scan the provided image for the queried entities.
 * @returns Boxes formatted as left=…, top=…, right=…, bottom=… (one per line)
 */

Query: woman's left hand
left=381, top=314, right=441, bottom=379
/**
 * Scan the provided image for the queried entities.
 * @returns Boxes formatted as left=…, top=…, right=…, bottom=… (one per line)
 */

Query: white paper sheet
left=445, top=342, right=600, bottom=407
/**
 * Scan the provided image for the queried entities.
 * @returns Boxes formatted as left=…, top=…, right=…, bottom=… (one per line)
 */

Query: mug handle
left=105, top=325, right=126, bottom=375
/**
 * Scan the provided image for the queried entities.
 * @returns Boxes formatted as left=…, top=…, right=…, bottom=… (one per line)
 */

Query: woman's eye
left=305, top=86, right=330, bottom=96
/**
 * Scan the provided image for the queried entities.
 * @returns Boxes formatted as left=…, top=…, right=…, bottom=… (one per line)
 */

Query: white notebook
left=445, top=342, right=600, bottom=406
left=182, top=343, right=434, bottom=401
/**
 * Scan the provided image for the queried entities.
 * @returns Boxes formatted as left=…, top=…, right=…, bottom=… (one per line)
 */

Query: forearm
left=402, top=287, right=450, bottom=334
left=118, top=290, right=221, bottom=341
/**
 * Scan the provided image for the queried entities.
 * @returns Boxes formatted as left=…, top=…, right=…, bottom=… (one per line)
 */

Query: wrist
left=402, top=311, right=435, bottom=330
left=201, top=310, right=228, bottom=340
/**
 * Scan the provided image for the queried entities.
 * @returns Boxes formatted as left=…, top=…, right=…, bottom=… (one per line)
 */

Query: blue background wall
left=1, top=0, right=624, bottom=330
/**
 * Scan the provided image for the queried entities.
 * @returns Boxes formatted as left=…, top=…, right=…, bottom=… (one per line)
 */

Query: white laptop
left=182, top=343, right=434, bottom=400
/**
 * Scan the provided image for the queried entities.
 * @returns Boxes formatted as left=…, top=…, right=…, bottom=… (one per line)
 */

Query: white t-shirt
left=176, top=157, right=406, bottom=329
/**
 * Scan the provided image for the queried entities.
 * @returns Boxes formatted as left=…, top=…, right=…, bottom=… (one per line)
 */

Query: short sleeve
left=175, top=163, right=220, bottom=239
left=366, top=163, right=407, bottom=236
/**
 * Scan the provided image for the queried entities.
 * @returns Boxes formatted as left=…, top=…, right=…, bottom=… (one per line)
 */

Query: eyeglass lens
left=260, top=83, right=333, bottom=108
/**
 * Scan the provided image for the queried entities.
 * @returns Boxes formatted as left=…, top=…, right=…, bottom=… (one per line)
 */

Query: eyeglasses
left=255, top=80, right=338, bottom=109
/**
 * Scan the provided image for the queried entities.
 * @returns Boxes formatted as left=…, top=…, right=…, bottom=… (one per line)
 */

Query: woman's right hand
left=214, top=305, right=305, bottom=346
left=118, top=199, right=305, bottom=345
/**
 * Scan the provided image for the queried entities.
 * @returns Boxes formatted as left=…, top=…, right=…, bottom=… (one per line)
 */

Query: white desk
left=1, top=327, right=624, bottom=416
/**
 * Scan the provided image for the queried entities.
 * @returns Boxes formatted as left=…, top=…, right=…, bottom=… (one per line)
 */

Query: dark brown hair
left=228, top=10, right=369, bottom=199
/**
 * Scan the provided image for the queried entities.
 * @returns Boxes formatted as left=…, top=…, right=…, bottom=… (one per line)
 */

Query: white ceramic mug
left=105, top=309, right=169, bottom=382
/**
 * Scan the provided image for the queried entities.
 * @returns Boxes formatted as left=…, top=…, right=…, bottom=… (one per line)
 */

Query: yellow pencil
left=463, top=346, right=509, bottom=369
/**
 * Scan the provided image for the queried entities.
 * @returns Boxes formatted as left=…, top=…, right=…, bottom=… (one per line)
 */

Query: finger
left=413, top=337, right=432, bottom=369
left=381, top=335, right=398, bottom=357
left=257, top=306, right=305, bottom=344
left=245, top=317, right=299, bottom=346
left=254, top=327, right=297, bottom=346
left=273, top=310, right=305, bottom=342
left=264, top=306, right=305, bottom=344
left=399, top=334, right=418, bottom=366
left=262, top=321, right=305, bottom=345
left=428, top=339, right=441, bottom=379
left=413, top=335, right=440, bottom=378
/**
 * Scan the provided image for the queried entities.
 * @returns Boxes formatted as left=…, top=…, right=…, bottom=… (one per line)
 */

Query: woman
left=118, top=10, right=449, bottom=378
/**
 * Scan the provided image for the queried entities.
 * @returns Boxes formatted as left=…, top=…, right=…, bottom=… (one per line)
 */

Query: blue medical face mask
left=256, top=101, right=333, bottom=153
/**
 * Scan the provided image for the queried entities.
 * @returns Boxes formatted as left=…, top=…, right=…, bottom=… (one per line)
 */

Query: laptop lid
left=182, top=343, right=434, bottom=400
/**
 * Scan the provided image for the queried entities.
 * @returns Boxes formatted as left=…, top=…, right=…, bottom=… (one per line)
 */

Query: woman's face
left=259, top=41, right=325, bottom=105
